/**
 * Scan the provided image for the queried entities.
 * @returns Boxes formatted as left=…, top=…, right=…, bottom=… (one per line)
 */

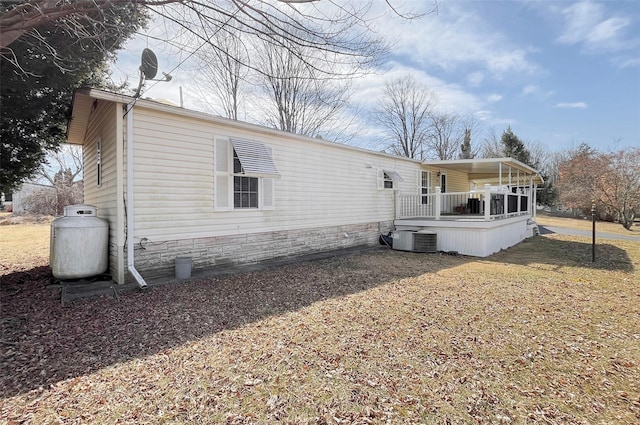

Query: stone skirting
left=115, top=221, right=393, bottom=283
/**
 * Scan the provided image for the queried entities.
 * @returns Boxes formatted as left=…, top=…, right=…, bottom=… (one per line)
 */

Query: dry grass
left=0, top=217, right=51, bottom=275
left=1, top=217, right=639, bottom=424
left=535, top=212, right=639, bottom=235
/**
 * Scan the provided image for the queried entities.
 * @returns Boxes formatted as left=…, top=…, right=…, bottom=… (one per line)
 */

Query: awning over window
left=383, top=169, right=404, bottom=182
left=231, top=138, right=279, bottom=176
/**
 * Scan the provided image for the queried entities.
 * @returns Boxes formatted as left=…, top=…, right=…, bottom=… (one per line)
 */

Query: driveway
left=538, top=225, right=640, bottom=242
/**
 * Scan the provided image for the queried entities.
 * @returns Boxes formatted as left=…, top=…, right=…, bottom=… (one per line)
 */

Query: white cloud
left=521, top=85, right=555, bottom=99
left=612, top=56, right=640, bottom=68
left=487, top=94, right=503, bottom=102
left=375, top=3, right=539, bottom=78
left=554, top=102, right=588, bottom=109
left=351, top=64, right=484, bottom=115
left=467, top=72, right=485, bottom=87
left=557, top=1, right=637, bottom=52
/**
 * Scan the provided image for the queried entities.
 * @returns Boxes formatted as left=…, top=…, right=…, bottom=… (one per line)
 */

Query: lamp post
left=591, top=200, right=596, bottom=262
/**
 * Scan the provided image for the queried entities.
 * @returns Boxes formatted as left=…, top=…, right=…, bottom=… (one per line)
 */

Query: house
left=67, top=88, right=543, bottom=286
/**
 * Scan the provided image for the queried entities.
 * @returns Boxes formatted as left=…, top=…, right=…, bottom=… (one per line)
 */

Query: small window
left=381, top=169, right=403, bottom=190
left=383, top=172, right=394, bottom=189
left=233, top=149, right=259, bottom=209
left=96, top=138, right=102, bottom=187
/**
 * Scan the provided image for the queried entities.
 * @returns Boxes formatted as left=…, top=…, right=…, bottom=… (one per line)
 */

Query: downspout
left=125, top=103, right=148, bottom=289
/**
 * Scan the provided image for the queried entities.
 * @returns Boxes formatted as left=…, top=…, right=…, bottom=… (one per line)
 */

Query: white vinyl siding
left=82, top=101, right=122, bottom=280
left=115, top=105, right=421, bottom=241
left=83, top=101, right=118, bottom=222
left=443, top=169, right=470, bottom=193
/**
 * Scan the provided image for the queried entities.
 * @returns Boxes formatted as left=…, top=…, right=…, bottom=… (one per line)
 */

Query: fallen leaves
left=1, top=224, right=639, bottom=424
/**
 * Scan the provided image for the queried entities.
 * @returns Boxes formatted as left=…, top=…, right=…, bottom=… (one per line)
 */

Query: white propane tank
left=50, top=204, right=109, bottom=280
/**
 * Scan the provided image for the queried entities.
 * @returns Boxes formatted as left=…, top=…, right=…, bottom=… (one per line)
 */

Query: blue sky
left=113, top=0, right=640, bottom=153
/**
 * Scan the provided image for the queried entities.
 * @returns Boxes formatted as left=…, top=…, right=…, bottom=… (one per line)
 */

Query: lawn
left=535, top=211, right=639, bottom=236
left=1, top=215, right=639, bottom=424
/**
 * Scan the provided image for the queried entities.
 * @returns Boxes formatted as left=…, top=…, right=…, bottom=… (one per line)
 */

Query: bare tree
left=373, top=75, right=437, bottom=160
left=524, top=140, right=549, bottom=170
left=252, top=30, right=353, bottom=138
left=191, top=26, right=249, bottom=120
left=480, top=127, right=504, bottom=158
left=558, top=144, right=640, bottom=229
left=2, top=1, right=436, bottom=80
left=1, top=1, right=427, bottom=50
left=24, top=145, right=84, bottom=215
left=426, top=111, right=464, bottom=160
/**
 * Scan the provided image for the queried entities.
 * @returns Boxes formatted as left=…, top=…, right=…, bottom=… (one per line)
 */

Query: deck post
left=435, top=186, right=441, bottom=220
left=503, top=192, right=508, bottom=218
left=529, top=179, right=538, bottom=220
left=484, top=184, right=491, bottom=221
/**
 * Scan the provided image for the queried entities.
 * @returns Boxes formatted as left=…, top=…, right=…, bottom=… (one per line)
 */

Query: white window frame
left=383, top=172, right=394, bottom=189
left=233, top=149, right=260, bottom=209
left=214, top=137, right=278, bottom=211
left=378, top=169, right=403, bottom=190
left=420, top=170, right=431, bottom=204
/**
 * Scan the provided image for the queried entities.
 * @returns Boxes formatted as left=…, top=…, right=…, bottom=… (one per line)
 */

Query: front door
left=440, top=173, right=448, bottom=213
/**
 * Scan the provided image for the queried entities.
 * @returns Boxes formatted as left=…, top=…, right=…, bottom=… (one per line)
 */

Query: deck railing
left=396, top=185, right=531, bottom=221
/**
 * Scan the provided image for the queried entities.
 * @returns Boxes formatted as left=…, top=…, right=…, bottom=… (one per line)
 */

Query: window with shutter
left=379, top=169, right=403, bottom=190
left=214, top=137, right=278, bottom=210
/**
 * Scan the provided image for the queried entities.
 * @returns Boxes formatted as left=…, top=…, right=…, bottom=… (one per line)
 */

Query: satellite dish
left=133, top=48, right=171, bottom=98
left=140, top=48, right=158, bottom=80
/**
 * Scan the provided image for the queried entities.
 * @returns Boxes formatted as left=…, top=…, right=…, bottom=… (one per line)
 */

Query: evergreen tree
left=500, top=126, right=532, bottom=166
left=0, top=4, right=146, bottom=193
left=459, top=128, right=474, bottom=159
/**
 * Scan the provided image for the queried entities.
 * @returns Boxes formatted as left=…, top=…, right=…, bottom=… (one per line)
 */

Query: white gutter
left=125, top=103, right=148, bottom=289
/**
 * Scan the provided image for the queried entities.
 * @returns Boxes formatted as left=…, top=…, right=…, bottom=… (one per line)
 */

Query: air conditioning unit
left=414, top=231, right=438, bottom=253
left=392, top=230, right=437, bottom=253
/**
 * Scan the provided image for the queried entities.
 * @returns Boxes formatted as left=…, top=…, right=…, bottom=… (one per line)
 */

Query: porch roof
left=424, top=158, right=544, bottom=185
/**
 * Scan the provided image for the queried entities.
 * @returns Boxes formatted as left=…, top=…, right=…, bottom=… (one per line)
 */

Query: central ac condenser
left=392, top=230, right=437, bottom=253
